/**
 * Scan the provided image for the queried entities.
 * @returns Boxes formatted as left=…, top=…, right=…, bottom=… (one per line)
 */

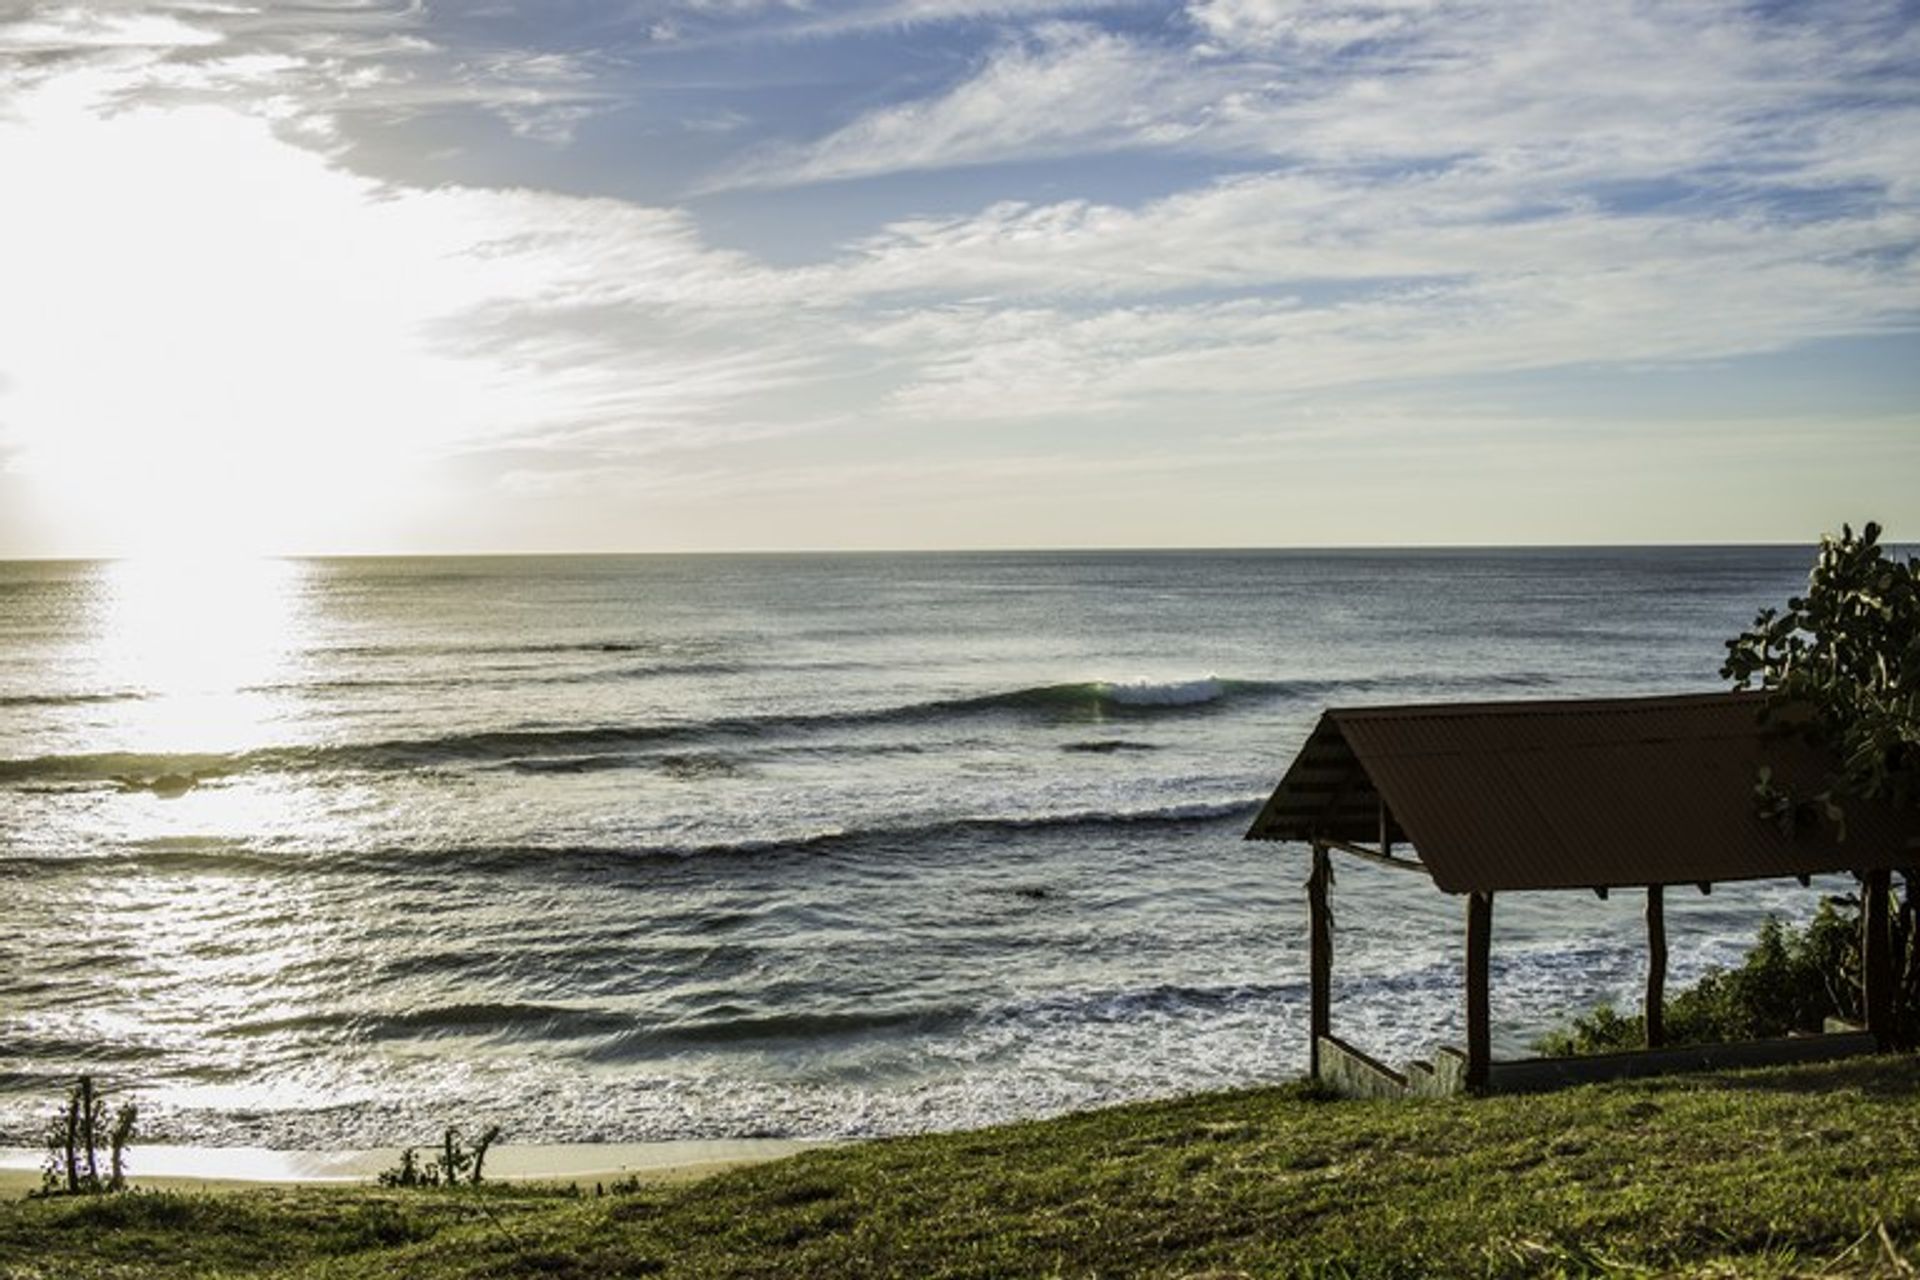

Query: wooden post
left=1645, top=884, right=1667, bottom=1049
left=1863, top=869, right=1894, bottom=1051
left=1307, top=842, right=1332, bottom=1080
left=1466, top=891, right=1492, bottom=1091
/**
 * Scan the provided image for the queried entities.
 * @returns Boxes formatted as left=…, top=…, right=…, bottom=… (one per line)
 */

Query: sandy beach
left=0, top=1138, right=820, bottom=1196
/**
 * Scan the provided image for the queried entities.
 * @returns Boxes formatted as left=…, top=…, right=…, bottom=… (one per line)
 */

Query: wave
left=445, top=796, right=1262, bottom=867
left=1101, top=677, right=1228, bottom=706
left=0, top=677, right=1285, bottom=785
left=214, top=1000, right=973, bottom=1057
left=499, top=753, right=640, bottom=775
left=224, top=1002, right=638, bottom=1044
left=0, top=691, right=146, bottom=708
left=0, top=750, right=242, bottom=787
left=918, top=676, right=1274, bottom=718
left=989, top=979, right=1307, bottom=1026
left=500, top=751, right=748, bottom=778
left=588, top=1005, right=971, bottom=1059
left=362, top=799, right=1262, bottom=872
left=315, top=639, right=678, bottom=659
left=200, top=980, right=1310, bottom=1063
left=1, top=795, right=1264, bottom=877
left=241, top=659, right=756, bottom=696
left=0, top=669, right=1566, bottom=787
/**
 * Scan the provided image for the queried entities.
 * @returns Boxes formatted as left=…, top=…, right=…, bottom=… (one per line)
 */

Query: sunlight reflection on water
left=90, top=555, right=310, bottom=755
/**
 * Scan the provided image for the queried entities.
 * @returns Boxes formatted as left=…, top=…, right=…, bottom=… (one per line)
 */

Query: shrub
left=1535, top=898, right=1882, bottom=1056
left=377, top=1124, right=503, bottom=1188
left=38, top=1075, right=137, bottom=1196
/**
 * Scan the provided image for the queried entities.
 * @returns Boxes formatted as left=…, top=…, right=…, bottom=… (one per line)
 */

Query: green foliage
left=1722, top=520, right=1920, bottom=826
left=37, top=1076, right=137, bottom=1197
left=1533, top=899, right=1913, bottom=1056
left=378, top=1126, right=504, bottom=1189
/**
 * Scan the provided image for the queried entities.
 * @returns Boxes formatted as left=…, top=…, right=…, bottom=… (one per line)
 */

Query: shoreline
left=0, top=1138, right=824, bottom=1195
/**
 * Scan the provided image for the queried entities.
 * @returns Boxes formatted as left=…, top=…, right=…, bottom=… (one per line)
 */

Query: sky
left=0, top=0, right=1915, bottom=556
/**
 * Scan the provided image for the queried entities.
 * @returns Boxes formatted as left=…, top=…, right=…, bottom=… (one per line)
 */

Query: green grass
left=8, top=1057, right=1920, bottom=1278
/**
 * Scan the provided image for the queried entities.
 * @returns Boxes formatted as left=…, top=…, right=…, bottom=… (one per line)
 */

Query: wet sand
left=0, top=1138, right=822, bottom=1195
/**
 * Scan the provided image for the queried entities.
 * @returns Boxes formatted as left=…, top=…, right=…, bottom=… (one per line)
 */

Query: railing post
left=1466, top=891, right=1492, bottom=1091
left=1308, top=841, right=1332, bottom=1080
left=1864, top=869, right=1894, bottom=1051
left=1646, top=884, right=1667, bottom=1049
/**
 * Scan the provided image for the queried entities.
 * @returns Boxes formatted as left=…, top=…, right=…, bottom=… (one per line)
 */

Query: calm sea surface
left=0, top=548, right=1837, bottom=1146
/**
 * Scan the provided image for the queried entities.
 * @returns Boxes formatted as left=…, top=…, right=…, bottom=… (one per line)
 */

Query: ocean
left=0, top=547, right=1840, bottom=1148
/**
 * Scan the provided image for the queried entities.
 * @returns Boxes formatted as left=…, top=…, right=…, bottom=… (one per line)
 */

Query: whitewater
left=0, top=548, right=1837, bottom=1147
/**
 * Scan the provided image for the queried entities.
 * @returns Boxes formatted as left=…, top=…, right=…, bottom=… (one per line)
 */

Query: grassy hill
left=6, top=1056, right=1920, bottom=1278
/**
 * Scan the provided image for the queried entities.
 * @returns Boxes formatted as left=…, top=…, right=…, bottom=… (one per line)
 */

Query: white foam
left=1102, top=677, right=1226, bottom=707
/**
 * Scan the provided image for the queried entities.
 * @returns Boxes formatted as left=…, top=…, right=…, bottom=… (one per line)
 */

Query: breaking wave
left=1, top=796, right=1265, bottom=877
left=0, top=678, right=1299, bottom=786
left=0, top=667, right=1565, bottom=788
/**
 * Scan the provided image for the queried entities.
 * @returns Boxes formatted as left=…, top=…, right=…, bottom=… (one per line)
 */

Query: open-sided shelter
left=1246, top=690, right=1920, bottom=1097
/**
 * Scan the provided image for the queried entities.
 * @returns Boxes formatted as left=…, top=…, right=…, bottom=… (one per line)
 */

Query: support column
left=1863, top=869, right=1895, bottom=1051
left=1646, top=884, right=1667, bottom=1049
left=1466, top=891, right=1492, bottom=1092
left=1307, top=841, right=1332, bottom=1080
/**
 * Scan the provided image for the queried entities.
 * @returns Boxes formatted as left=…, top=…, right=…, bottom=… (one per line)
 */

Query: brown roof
left=1245, top=690, right=1920, bottom=894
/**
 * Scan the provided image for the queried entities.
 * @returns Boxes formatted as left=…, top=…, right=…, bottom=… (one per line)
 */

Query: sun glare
left=92, top=554, right=309, bottom=755
left=0, top=75, right=543, bottom=557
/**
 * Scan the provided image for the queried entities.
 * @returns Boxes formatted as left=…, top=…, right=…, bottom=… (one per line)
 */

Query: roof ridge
left=1329, top=690, right=1758, bottom=721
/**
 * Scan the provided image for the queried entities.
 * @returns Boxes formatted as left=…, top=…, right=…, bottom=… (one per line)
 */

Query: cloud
left=1186, top=0, right=1438, bottom=52
left=0, top=1, right=615, bottom=148
left=1189, top=0, right=1920, bottom=188
left=841, top=163, right=1918, bottom=295
left=697, top=0, right=1918, bottom=423
left=709, top=22, right=1215, bottom=189
left=0, top=6, right=226, bottom=52
left=732, top=0, right=1920, bottom=196
left=613, top=0, right=1145, bottom=47
left=850, top=206, right=1918, bottom=422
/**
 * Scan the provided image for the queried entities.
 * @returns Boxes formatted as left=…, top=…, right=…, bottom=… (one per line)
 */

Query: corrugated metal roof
left=1246, top=690, right=1920, bottom=893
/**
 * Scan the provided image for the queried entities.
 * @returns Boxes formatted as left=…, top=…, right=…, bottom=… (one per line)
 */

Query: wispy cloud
left=0, top=1, right=615, bottom=146
left=709, top=22, right=1214, bottom=189
left=734, top=0, right=1919, bottom=194
left=0, top=6, right=225, bottom=52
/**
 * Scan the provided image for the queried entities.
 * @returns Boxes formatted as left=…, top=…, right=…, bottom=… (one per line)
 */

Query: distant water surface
left=0, top=549, right=1837, bottom=1145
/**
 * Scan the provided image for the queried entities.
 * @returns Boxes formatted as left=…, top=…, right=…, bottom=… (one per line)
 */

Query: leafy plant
left=377, top=1124, right=503, bottom=1189
left=38, top=1076, right=137, bottom=1196
left=1722, top=520, right=1920, bottom=829
left=1533, top=898, right=1919, bottom=1056
left=377, top=1147, right=430, bottom=1189
left=1719, top=521, right=1920, bottom=1047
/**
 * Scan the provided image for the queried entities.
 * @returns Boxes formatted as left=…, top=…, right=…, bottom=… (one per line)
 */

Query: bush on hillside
left=1535, top=898, right=1876, bottom=1056
left=38, top=1076, right=137, bottom=1196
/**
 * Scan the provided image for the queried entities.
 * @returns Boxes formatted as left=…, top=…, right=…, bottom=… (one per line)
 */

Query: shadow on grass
left=1641, top=1052, right=1920, bottom=1099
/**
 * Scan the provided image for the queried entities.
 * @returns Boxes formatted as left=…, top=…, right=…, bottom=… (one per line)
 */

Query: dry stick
left=1819, top=1222, right=1883, bottom=1276
left=470, top=1125, right=501, bottom=1186
left=1879, top=1221, right=1916, bottom=1278
left=62, top=1090, right=81, bottom=1194
left=468, top=1192, right=524, bottom=1251
left=79, top=1078, right=99, bottom=1191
